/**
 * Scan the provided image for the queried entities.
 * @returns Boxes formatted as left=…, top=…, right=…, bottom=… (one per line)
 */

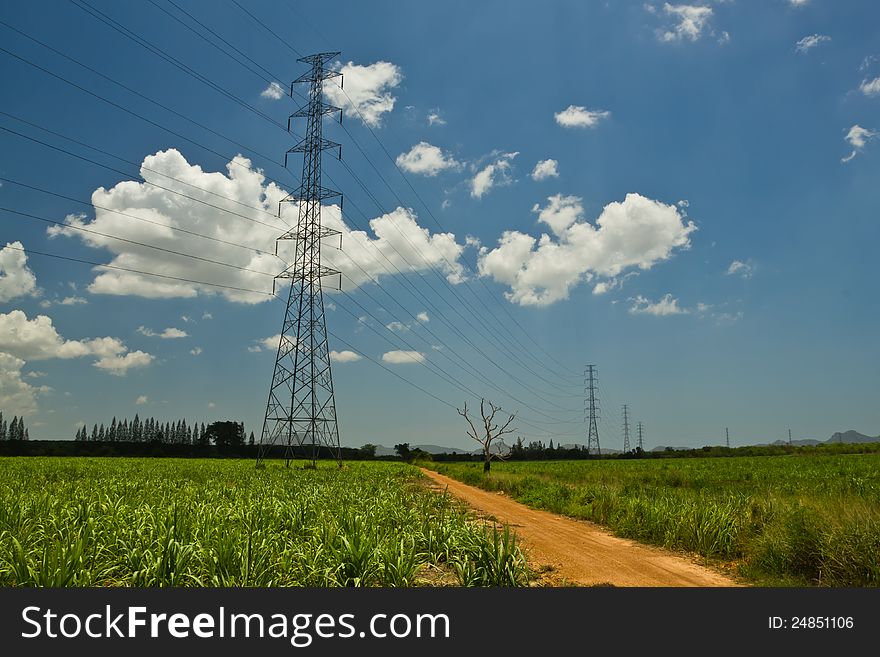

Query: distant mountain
left=827, top=430, right=879, bottom=444
left=416, top=444, right=471, bottom=455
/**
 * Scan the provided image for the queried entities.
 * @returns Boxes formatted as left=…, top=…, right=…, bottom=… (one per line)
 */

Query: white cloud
left=260, top=81, right=285, bottom=100
left=789, top=0, right=809, bottom=5
left=330, top=350, right=362, bottom=363
left=531, top=159, right=560, bottom=181
left=59, top=296, right=87, bottom=305
left=137, top=326, right=189, bottom=339
left=259, top=334, right=282, bottom=351
left=0, top=242, right=38, bottom=302
left=331, top=206, right=466, bottom=285
left=207, top=401, right=216, bottom=408
left=136, top=395, right=149, bottom=405
left=554, top=105, right=610, bottom=128
left=426, top=110, right=446, bottom=126
left=656, top=4, right=715, bottom=43
left=386, top=321, right=409, bottom=332
left=470, top=152, right=518, bottom=199
left=202, top=312, right=213, bottom=320
left=416, top=311, right=429, bottom=323
left=0, top=310, right=151, bottom=376
left=841, top=124, right=876, bottom=163
left=395, top=142, right=459, bottom=176
left=478, top=193, right=696, bottom=306
left=795, top=34, right=830, bottom=53
left=323, top=61, right=403, bottom=127
left=46, top=149, right=466, bottom=302
left=190, top=347, right=203, bottom=356
left=382, top=350, right=425, bottom=364
left=726, top=259, right=755, bottom=278
left=0, top=352, right=50, bottom=416
left=859, top=77, right=880, bottom=97
left=629, top=293, right=688, bottom=316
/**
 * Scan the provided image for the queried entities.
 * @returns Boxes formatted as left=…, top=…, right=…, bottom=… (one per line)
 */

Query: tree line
left=0, top=411, right=30, bottom=441
left=73, top=415, right=254, bottom=447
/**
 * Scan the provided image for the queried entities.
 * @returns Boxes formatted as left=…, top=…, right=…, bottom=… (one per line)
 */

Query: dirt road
left=421, top=468, right=738, bottom=587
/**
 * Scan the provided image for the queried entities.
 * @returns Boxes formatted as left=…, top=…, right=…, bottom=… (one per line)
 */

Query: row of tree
left=0, top=412, right=30, bottom=441
left=73, top=415, right=254, bottom=447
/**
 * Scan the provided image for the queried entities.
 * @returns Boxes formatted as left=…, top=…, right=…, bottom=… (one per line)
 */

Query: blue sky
left=1, top=0, right=878, bottom=450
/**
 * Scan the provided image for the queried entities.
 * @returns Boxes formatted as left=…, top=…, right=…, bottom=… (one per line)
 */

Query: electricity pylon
left=258, top=52, right=344, bottom=468
left=637, top=421, right=644, bottom=451
left=585, top=365, right=601, bottom=455
left=622, top=404, right=631, bottom=453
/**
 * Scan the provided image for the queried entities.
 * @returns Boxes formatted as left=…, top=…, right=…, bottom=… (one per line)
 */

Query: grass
left=428, top=454, right=880, bottom=586
left=0, top=457, right=529, bottom=587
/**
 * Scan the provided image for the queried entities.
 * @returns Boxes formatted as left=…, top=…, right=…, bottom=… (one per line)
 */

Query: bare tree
left=457, top=399, right=517, bottom=473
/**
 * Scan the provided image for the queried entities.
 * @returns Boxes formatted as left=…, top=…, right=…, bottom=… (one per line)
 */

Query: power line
left=1, top=243, right=275, bottom=296
left=2, top=206, right=279, bottom=278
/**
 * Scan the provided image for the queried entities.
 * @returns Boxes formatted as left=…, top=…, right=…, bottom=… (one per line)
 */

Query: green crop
left=0, top=457, right=529, bottom=587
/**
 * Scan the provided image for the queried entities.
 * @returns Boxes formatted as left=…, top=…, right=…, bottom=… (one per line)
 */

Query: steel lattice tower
left=622, top=404, right=631, bottom=453
left=584, top=365, right=601, bottom=455
left=637, top=421, right=644, bottom=451
left=257, top=52, right=344, bottom=468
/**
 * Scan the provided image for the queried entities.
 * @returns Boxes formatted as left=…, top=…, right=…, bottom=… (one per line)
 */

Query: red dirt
left=421, top=468, right=738, bottom=587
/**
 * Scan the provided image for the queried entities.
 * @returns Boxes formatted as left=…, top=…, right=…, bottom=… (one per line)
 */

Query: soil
left=420, top=468, right=739, bottom=587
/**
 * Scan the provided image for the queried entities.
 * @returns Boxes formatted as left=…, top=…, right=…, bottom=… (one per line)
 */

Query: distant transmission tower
left=725, top=427, right=730, bottom=449
left=637, top=421, right=644, bottom=451
left=584, top=365, right=601, bottom=455
left=258, top=52, right=344, bottom=468
left=788, top=428, right=792, bottom=445
left=622, top=404, right=631, bottom=453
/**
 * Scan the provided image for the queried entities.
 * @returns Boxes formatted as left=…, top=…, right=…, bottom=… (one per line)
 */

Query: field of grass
left=429, top=454, right=880, bottom=586
left=0, top=457, right=528, bottom=587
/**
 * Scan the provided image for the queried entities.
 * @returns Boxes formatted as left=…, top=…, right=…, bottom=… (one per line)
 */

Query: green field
left=0, top=458, right=527, bottom=587
left=429, top=454, right=880, bottom=586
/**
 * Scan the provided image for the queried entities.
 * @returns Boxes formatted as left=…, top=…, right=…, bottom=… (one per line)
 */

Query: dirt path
left=421, top=468, right=738, bottom=587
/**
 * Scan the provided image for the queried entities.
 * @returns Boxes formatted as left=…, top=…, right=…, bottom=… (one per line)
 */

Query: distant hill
left=827, top=430, right=879, bottom=444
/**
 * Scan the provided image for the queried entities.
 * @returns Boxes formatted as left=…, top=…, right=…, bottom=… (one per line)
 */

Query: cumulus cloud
left=46, top=149, right=467, bottom=301
left=0, top=242, right=38, bottom=302
left=395, top=142, right=459, bottom=176
left=531, top=159, right=560, bottom=181
left=416, top=311, right=429, bottom=323
left=789, top=0, right=808, bottom=5
left=323, top=61, right=403, bottom=127
left=190, top=347, right=203, bottom=356
left=859, top=77, right=880, bottom=97
left=0, top=310, right=152, bottom=383
left=0, top=352, right=51, bottom=416
left=629, top=293, right=688, bottom=316
left=386, top=321, right=409, bottom=332
left=655, top=4, right=716, bottom=43
left=841, top=125, right=876, bottom=163
left=554, top=106, right=610, bottom=128
left=795, top=34, right=830, bottom=53
left=426, top=110, right=446, bottom=126
left=726, top=259, right=755, bottom=278
left=135, top=395, right=149, bottom=405
left=330, top=350, right=361, bottom=363
left=260, top=81, right=285, bottom=100
left=478, top=193, right=696, bottom=306
left=137, top=326, right=188, bottom=339
left=382, top=350, right=425, bottom=364
left=470, top=152, right=518, bottom=199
